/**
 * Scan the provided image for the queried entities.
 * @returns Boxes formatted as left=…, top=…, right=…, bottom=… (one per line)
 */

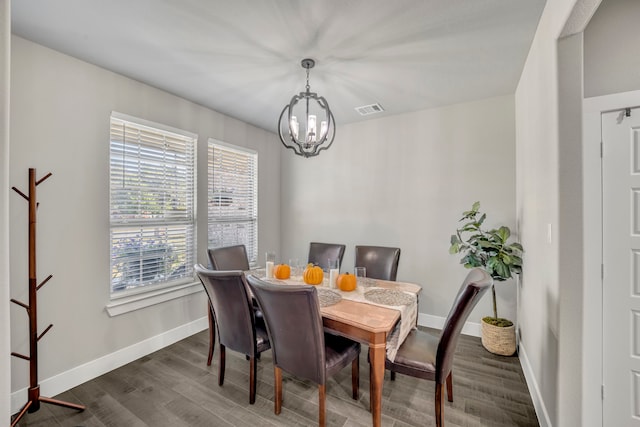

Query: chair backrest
left=207, top=244, right=250, bottom=271
left=354, top=245, right=401, bottom=281
left=195, top=264, right=258, bottom=356
left=436, top=268, right=492, bottom=383
left=308, top=242, right=346, bottom=271
left=246, top=275, right=327, bottom=385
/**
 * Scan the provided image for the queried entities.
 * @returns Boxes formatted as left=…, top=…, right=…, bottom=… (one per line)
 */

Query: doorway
left=584, top=90, right=640, bottom=427
left=601, top=106, right=640, bottom=426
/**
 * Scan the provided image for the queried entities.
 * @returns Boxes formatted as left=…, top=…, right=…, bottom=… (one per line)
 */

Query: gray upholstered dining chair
left=354, top=245, right=401, bottom=281
left=205, top=244, right=259, bottom=366
left=383, top=268, right=492, bottom=427
left=207, top=244, right=250, bottom=271
left=246, top=275, right=360, bottom=427
left=194, top=265, right=270, bottom=405
left=307, top=242, right=346, bottom=271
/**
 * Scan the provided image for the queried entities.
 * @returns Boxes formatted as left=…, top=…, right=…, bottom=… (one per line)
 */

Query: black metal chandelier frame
left=278, top=58, right=335, bottom=158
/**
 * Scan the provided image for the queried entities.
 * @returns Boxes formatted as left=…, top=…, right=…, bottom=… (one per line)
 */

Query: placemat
left=364, top=288, right=415, bottom=306
left=317, top=288, right=342, bottom=307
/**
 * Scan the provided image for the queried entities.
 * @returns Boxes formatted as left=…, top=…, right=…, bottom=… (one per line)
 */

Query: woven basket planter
left=481, top=320, right=516, bottom=356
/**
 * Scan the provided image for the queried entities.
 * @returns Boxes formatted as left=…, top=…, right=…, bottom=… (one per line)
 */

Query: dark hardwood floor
left=13, top=328, right=539, bottom=426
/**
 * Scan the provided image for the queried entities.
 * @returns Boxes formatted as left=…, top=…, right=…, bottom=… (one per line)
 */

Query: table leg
left=369, top=343, right=385, bottom=427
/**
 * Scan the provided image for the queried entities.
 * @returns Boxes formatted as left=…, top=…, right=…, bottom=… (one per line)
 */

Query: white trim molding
left=519, top=342, right=552, bottom=427
left=10, top=316, right=208, bottom=414
left=418, top=313, right=482, bottom=337
left=419, top=313, right=549, bottom=426
left=106, top=281, right=203, bottom=316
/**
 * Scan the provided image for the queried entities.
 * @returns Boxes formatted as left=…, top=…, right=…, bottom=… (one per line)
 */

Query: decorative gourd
left=303, top=264, right=324, bottom=285
left=337, top=272, right=357, bottom=292
left=273, top=264, right=291, bottom=280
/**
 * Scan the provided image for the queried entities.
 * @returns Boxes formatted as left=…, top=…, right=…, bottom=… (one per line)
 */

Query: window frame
left=108, top=112, right=198, bottom=311
left=207, top=139, right=258, bottom=267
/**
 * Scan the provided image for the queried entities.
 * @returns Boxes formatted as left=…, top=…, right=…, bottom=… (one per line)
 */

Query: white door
left=603, top=107, right=640, bottom=426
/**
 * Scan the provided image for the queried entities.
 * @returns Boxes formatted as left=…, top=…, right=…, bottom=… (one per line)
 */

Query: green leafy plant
left=449, top=201, right=523, bottom=326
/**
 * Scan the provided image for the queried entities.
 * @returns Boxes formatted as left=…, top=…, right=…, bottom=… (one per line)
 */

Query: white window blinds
left=110, top=113, right=196, bottom=294
left=208, top=140, right=258, bottom=265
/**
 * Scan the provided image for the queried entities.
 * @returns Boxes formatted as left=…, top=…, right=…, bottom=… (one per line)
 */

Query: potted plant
left=449, top=201, right=523, bottom=355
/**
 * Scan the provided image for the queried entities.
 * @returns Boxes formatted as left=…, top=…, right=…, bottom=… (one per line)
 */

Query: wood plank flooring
left=13, top=328, right=539, bottom=426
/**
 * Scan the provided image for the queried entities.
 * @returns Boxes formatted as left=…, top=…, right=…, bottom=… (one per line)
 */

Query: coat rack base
left=10, top=385, right=86, bottom=427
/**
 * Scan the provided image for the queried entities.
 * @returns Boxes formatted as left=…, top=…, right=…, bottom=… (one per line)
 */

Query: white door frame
left=583, top=89, right=640, bottom=426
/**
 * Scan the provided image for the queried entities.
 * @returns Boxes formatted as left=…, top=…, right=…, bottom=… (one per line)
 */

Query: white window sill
left=105, top=281, right=203, bottom=317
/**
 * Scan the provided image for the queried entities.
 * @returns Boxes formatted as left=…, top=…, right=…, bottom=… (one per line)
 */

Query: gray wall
left=1, top=0, right=11, bottom=422
left=9, top=36, right=281, bottom=399
left=584, top=0, right=640, bottom=98
left=514, top=0, right=632, bottom=425
left=280, top=95, right=517, bottom=325
left=581, top=0, right=640, bottom=424
left=557, top=31, right=585, bottom=427
left=515, top=0, right=587, bottom=425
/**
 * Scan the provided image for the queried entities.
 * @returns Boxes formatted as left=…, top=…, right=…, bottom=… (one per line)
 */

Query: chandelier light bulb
left=290, top=116, right=299, bottom=140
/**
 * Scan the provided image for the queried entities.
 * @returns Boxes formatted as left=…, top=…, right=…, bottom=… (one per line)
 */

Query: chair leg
left=249, top=355, right=257, bottom=404
left=218, top=345, right=226, bottom=386
left=446, top=372, right=453, bottom=402
left=318, top=384, right=326, bottom=427
left=274, top=366, right=283, bottom=415
left=352, top=358, right=359, bottom=400
left=435, top=382, right=444, bottom=427
left=207, top=305, right=215, bottom=366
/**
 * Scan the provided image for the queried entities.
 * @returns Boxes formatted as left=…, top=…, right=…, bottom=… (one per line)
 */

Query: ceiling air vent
left=355, top=103, right=384, bottom=116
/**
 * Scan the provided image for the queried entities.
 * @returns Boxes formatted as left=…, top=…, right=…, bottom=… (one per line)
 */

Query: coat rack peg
left=37, top=324, right=53, bottom=341
left=11, top=186, right=29, bottom=202
left=35, top=172, right=52, bottom=186
left=36, top=275, right=53, bottom=291
left=10, top=298, right=30, bottom=311
left=10, top=168, right=84, bottom=427
left=11, top=352, right=30, bottom=361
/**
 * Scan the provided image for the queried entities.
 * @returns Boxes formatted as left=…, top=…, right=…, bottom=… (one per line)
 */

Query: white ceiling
left=11, top=0, right=545, bottom=133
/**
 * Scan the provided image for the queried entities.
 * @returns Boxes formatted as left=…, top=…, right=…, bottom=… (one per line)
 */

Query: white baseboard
left=11, top=316, right=208, bottom=414
left=12, top=313, right=550, bottom=427
left=420, top=314, right=549, bottom=426
left=418, top=313, right=482, bottom=337
left=518, top=342, right=552, bottom=427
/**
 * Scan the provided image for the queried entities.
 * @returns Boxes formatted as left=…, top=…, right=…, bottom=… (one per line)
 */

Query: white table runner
left=326, top=279, right=417, bottom=362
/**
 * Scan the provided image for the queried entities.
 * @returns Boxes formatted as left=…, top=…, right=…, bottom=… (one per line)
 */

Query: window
left=208, top=140, right=258, bottom=265
left=110, top=112, right=196, bottom=295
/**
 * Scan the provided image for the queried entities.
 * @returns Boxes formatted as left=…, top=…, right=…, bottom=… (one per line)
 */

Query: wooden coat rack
left=10, top=168, right=85, bottom=426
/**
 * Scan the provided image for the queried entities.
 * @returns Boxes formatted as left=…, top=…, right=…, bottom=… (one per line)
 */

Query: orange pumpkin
left=273, top=264, right=291, bottom=279
left=337, top=273, right=357, bottom=292
left=303, top=264, right=324, bottom=285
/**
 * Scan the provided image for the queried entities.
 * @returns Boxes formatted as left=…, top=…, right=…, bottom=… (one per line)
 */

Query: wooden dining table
left=255, top=273, right=421, bottom=427
left=323, top=299, right=397, bottom=426
left=320, top=279, right=420, bottom=427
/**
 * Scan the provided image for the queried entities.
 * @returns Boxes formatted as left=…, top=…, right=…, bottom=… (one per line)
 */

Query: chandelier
left=278, top=58, right=335, bottom=158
